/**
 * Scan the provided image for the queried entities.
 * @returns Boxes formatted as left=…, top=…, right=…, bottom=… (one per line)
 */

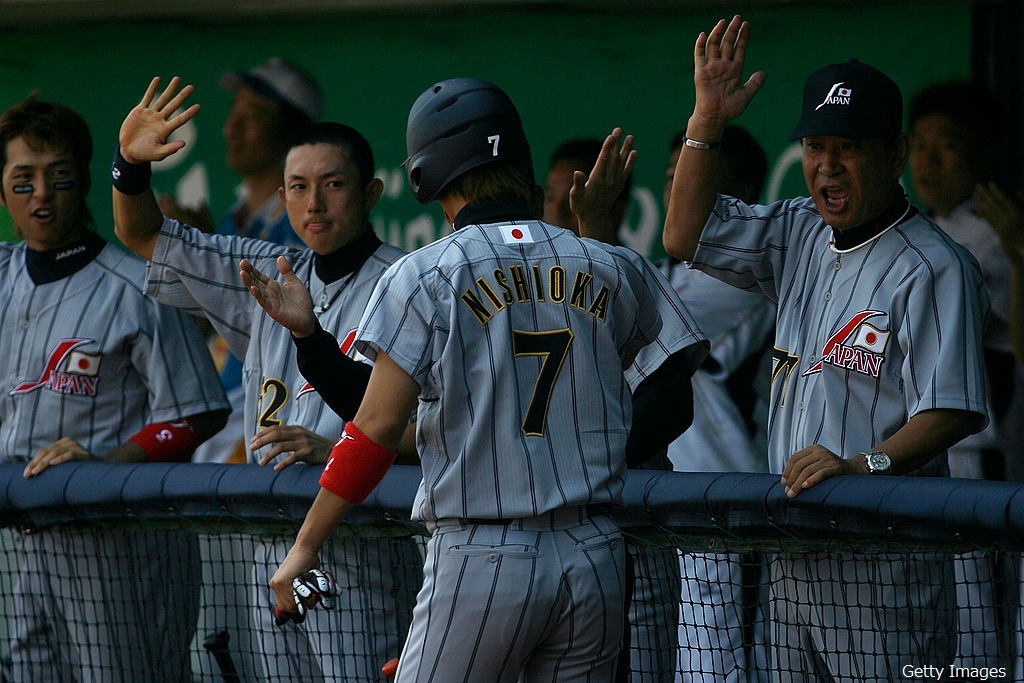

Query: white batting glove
left=292, top=568, right=338, bottom=615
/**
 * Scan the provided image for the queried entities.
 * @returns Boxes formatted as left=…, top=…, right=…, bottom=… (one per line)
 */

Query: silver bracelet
left=683, top=137, right=722, bottom=151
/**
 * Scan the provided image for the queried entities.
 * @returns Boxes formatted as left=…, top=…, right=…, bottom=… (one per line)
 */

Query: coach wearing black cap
left=662, top=14, right=989, bottom=681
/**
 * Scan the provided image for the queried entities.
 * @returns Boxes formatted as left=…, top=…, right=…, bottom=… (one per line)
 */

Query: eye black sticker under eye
left=53, top=181, right=75, bottom=191
left=12, top=184, right=32, bottom=194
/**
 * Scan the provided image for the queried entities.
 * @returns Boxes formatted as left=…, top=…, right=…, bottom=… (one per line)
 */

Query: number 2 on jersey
left=512, top=328, right=574, bottom=437
left=259, top=378, right=289, bottom=428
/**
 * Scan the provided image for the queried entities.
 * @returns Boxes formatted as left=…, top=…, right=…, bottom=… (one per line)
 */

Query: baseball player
left=111, top=78, right=419, bottom=682
left=259, top=77, right=708, bottom=682
left=662, top=16, right=989, bottom=682
left=0, top=97, right=230, bottom=681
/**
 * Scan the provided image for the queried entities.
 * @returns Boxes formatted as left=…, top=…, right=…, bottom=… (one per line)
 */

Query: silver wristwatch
left=861, top=449, right=892, bottom=475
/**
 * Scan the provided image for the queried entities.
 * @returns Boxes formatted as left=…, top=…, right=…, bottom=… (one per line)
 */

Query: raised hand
left=240, top=256, right=318, bottom=338
left=692, top=15, right=767, bottom=130
left=570, top=127, right=636, bottom=244
left=977, top=182, right=1024, bottom=263
left=119, top=76, right=200, bottom=165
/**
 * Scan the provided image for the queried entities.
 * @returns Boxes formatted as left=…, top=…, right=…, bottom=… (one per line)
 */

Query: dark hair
left=719, top=126, right=767, bottom=200
left=440, top=160, right=536, bottom=209
left=0, top=95, right=93, bottom=199
left=908, top=80, right=996, bottom=137
left=281, top=121, right=375, bottom=186
left=549, top=137, right=633, bottom=193
left=670, top=125, right=767, bottom=201
left=549, top=138, right=602, bottom=168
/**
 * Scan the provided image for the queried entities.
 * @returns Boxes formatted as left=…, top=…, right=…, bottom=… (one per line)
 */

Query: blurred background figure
left=545, top=137, right=631, bottom=238
left=168, top=58, right=323, bottom=463
left=908, top=79, right=1020, bottom=481
left=908, top=78, right=1022, bottom=676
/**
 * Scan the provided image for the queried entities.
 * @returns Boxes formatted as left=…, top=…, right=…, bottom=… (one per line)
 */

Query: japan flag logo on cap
left=816, top=82, right=853, bottom=110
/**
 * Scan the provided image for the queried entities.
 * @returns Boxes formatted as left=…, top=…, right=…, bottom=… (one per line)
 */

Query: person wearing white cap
left=186, top=58, right=323, bottom=465
left=215, top=57, right=323, bottom=246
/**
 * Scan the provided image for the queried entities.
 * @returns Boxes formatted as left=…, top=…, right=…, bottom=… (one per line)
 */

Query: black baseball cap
left=789, top=59, right=902, bottom=141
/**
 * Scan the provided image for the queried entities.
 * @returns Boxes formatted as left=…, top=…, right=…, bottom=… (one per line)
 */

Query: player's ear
left=278, top=186, right=286, bottom=204
left=363, top=177, right=384, bottom=211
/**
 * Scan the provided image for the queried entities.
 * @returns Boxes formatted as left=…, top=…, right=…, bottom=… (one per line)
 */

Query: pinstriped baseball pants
left=396, top=510, right=627, bottom=682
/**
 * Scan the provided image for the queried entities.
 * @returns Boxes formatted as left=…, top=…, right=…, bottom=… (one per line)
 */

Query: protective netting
left=1, top=463, right=1021, bottom=682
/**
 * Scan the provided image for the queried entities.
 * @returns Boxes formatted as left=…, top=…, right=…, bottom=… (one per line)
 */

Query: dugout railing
left=0, top=462, right=1021, bottom=682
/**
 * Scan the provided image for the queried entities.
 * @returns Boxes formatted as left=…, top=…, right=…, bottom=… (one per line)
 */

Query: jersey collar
left=313, top=227, right=381, bottom=284
left=452, top=196, right=536, bottom=231
left=25, top=230, right=105, bottom=285
left=830, top=195, right=917, bottom=252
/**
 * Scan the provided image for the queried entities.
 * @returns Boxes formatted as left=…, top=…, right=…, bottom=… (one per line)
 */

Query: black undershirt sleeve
left=291, top=321, right=373, bottom=422
left=625, top=347, right=699, bottom=468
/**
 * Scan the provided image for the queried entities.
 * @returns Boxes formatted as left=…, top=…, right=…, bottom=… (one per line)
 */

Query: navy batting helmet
left=403, top=77, right=534, bottom=204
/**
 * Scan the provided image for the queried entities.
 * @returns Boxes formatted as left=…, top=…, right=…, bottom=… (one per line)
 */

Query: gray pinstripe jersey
left=146, top=218, right=405, bottom=464
left=0, top=241, right=228, bottom=459
left=355, top=219, right=706, bottom=522
left=691, top=195, right=989, bottom=474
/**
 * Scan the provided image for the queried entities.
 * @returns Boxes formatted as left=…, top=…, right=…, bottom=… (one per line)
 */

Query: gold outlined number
left=259, top=378, right=289, bottom=428
left=512, top=328, right=574, bottom=436
left=770, top=348, right=799, bottom=409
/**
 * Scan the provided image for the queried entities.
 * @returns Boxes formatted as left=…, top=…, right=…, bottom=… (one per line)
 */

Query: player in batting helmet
left=402, top=77, right=535, bottom=204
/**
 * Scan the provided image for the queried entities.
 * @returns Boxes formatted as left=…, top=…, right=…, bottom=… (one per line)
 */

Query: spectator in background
left=113, top=76, right=419, bottom=683
left=908, top=80, right=1024, bottom=674
left=162, top=58, right=323, bottom=463
left=661, top=125, right=775, bottom=682
left=159, top=57, right=321, bottom=245
left=913, top=78, right=1015, bottom=475
left=0, top=95, right=229, bottom=682
left=908, top=80, right=1020, bottom=480
left=663, top=16, right=988, bottom=680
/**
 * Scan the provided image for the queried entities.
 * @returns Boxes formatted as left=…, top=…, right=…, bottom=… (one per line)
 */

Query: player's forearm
left=293, top=488, right=357, bottom=553
left=873, top=408, right=987, bottom=475
left=188, top=408, right=231, bottom=444
left=113, top=185, right=163, bottom=262
left=101, top=440, right=148, bottom=463
left=293, top=324, right=372, bottom=421
left=662, top=117, right=726, bottom=261
left=107, top=412, right=228, bottom=464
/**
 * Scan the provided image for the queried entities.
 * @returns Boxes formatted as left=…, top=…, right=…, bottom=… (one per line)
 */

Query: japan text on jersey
left=10, top=339, right=101, bottom=397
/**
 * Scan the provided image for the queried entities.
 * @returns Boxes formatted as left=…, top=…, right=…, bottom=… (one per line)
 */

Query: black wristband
left=111, top=145, right=152, bottom=195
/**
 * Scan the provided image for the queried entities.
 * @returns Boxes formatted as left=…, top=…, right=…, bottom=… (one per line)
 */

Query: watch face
left=867, top=452, right=891, bottom=473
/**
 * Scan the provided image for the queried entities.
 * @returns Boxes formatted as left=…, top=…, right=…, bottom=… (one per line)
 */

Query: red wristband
left=319, top=422, right=396, bottom=504
left=128, top=419, right=199, bottom=462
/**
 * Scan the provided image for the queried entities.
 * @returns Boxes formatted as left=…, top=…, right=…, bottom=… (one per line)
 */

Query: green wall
left=0, top=4, right=971, bottom=258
